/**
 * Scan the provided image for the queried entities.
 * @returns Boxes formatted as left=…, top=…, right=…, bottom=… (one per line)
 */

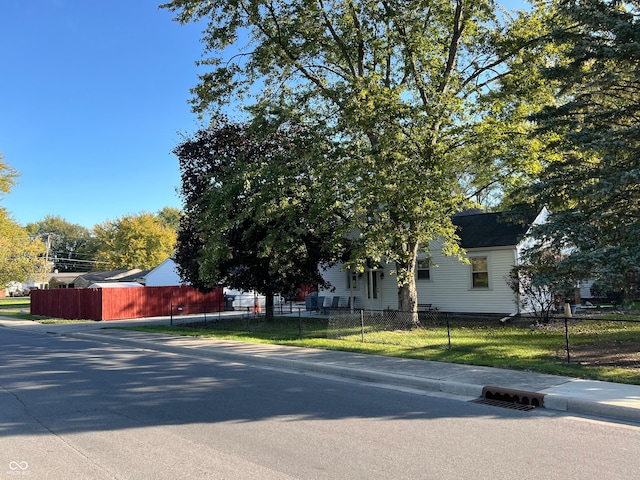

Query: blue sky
left=0, top=1, right=206, bottom=228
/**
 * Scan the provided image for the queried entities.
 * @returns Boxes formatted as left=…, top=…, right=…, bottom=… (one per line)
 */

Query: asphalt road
left=1, top=327, right=639, bottom=479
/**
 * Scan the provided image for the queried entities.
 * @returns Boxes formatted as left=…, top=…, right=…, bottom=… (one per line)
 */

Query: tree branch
left=318, top=0, right=358, bottom=78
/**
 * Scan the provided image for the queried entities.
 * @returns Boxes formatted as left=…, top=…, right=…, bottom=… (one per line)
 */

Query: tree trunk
left=396, top=241, right=420, bottom=325
left=265, top=288, right=275, bottom=321
left=396, top=241, right=420, bottom=313
left=397, top=275, right=420, bottom=326
left=397, top=278, right=418, bottom=313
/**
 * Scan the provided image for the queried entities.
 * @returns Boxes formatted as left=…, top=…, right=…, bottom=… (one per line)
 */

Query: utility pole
left=45, top=233, right=51, bottom=264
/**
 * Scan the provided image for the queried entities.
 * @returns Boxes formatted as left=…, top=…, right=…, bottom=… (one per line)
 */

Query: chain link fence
left=326, top=309, right=640, bottom=368
left=170, top=303, right=640, bottom=370
left=326, top=309, right=444, bottom=344
left=169, top=296, right=298, bottom=325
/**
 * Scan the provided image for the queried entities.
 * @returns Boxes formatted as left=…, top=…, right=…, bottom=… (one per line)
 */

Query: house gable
left=145, top=258, right=185, bottom=287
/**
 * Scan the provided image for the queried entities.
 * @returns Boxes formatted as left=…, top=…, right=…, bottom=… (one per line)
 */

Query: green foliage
left=508, top=244, right=578, bottom=323
left=0, top=208, right=48, bottom=287
left=174, top=120, right=346, bottom=315
left=0, top=152, right=18, bottom=198
left=162, top=0, right=558, bottom=311
left=93, top=212, right=177, bottom=270
left=157, top=206, right=182, bottom=231
left=26, top=215, right=97, bottom=272
left=528, top=0, right=640, bottom=303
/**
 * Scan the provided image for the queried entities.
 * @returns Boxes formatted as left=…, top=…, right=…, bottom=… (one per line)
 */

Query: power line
left=51, top=258, right=110, bottom=266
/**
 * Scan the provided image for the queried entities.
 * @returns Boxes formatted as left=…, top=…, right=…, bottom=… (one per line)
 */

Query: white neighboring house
left=319, top=209, right=548, bottom=315
left=145, top=258, right=184, bottom=287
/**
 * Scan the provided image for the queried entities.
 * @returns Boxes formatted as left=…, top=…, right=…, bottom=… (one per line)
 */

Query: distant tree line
left=24, top=207, right=180, bottom=273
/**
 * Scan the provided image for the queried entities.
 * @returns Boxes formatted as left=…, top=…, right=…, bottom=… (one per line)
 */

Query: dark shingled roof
left=76, top=270, right=133, bottom=282
left=452, top=212, right=534, bottom=249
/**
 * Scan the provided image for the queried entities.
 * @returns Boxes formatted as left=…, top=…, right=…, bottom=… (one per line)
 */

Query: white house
left=145, top=258, right=184, bottom=287
left=319, top=209, right=548, bottom=315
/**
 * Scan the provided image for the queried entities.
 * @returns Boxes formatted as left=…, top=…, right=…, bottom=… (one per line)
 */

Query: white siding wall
left=319, top=264, right=399, bottom=310
left=145, top=259, right=184, bottom=287
left=379, top=265, right=399, bottom=310
left=321, top=247, right=520, bottom=314
left=420, top=247, right=519, bottom=314
left=319, top=265, right=362, bottom=308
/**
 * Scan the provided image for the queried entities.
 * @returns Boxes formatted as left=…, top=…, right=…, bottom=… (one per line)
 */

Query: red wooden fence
left=30, top=286, right=223, bottom=321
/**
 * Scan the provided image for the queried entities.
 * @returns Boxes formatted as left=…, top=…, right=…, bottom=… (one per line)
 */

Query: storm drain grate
left=469, top=386, right=546, bottom=411
left=470, top=397, right=537, bottom=411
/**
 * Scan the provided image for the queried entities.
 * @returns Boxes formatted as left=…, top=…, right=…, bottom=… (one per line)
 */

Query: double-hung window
left=471, top=257, right=489, bottom=288
left=417, top=259, right=430, bottom=280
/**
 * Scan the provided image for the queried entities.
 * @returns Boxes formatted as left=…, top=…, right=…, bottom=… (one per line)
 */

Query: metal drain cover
left=470, top=397, right=537, bottom=411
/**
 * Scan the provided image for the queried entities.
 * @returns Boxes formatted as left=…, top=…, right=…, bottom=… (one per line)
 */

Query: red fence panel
left=30, top=286, right=223, bottom=321
left=100, top=286, right=224, bottom=320
left=31, top=288, right=103, bottom=320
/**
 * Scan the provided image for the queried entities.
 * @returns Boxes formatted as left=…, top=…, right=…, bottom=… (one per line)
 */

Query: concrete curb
left=542, top=393, right=640, bottom=424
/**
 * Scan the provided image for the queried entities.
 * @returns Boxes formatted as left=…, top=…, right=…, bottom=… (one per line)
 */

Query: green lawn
left=0, top=297, right=30, bottom=308
left=0, top=297, right=94, bottom=323
left=0, top=297, right=32, bottom=320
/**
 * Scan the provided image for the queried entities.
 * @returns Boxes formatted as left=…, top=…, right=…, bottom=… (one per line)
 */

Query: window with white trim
left=416, top=259, right=430, bottom=280
left=471, top=257, right=489, bottom=288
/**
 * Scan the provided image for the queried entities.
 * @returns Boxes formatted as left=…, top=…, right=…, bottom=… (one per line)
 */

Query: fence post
left=170, top=303, right=173, bottom=326
left=360, top=310, right=365, bottom=342
left=298, top=308, right=302, bottom=339
left=564, top=316, right=571, bottom=364
left=446, top=314, right=451, bottom=350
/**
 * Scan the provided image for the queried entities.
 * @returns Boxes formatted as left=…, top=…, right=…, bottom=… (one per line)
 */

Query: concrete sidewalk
left=3, top=315, right=640, bottom=424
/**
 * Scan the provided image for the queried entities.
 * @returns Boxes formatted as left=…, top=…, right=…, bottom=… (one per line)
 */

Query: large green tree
left=26, top=215, right=98, bottom=272
left=527, top=0, right=640, bottom=302
left=163, top=0, right=556, bottom=311
left=174, top=120, right=346, bottom=318
left=93, top=211, right=177, bottom=270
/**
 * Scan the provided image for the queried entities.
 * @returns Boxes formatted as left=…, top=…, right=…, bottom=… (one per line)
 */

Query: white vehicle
left=223, top=289, right=282, bottom=312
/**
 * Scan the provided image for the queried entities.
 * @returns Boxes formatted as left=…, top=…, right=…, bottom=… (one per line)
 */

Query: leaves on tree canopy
left=0, top=209, right=48, bottom=286
left=93, top=212, right=177, bottom=270
left=530, top=0, right=640, bottom=297
left=174, top=120, right=346, bottom=298
left=0, top=152, right=18, bottom=198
